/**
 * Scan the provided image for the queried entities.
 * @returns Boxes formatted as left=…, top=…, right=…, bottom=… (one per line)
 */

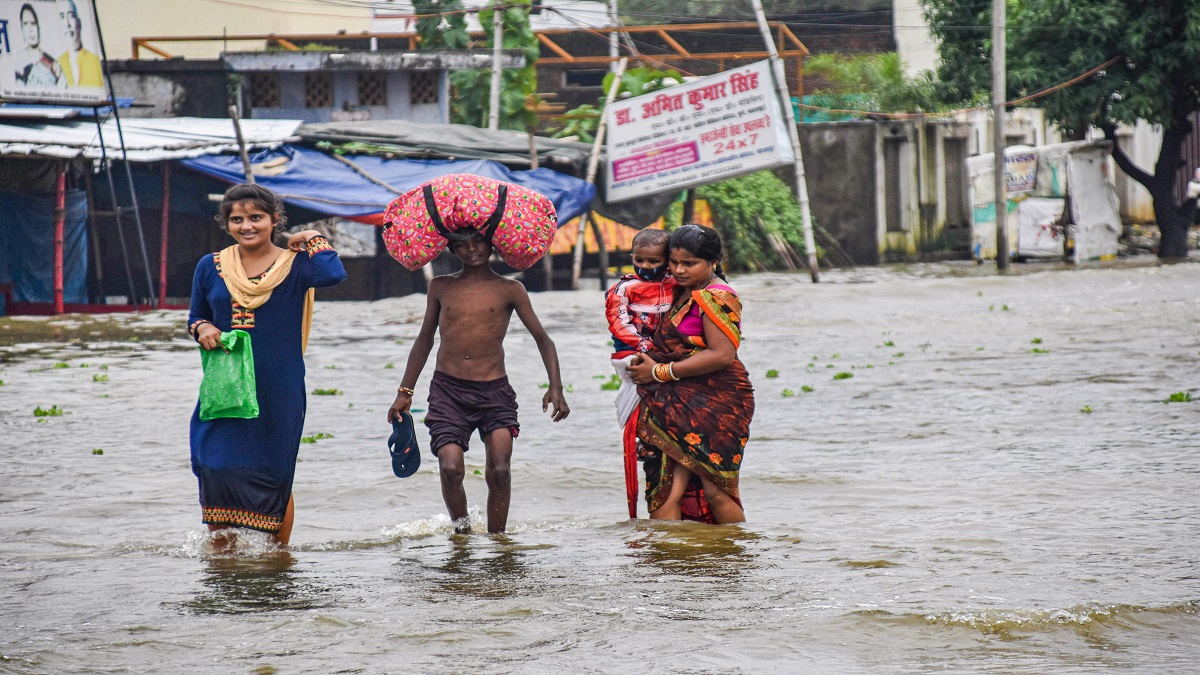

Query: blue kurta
left=188, top=247, right=346, bottom=532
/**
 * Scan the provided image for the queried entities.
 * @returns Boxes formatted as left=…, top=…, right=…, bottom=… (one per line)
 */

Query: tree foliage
left=804, top=52, right=951, bottom=117
left=923, top=0, right=1200, bottom=257
left=550, top=67, right=683, bottom=142
left=415, top=0, right=540, bottom=131
left=663, top=171, right=809, bottom=271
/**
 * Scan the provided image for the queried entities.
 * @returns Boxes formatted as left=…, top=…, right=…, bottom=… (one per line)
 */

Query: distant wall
left=797, top=122, right=880, bottom=264
left=107, top=60, right=230, bottom=118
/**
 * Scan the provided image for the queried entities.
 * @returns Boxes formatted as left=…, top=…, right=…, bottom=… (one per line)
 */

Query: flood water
left=2, top=260, right=1199, bottom=673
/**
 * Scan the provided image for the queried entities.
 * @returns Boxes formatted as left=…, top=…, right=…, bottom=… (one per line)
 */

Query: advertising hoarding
left=604, top=60, right=794, bottom=203
left=0, top=0, right=109, bottom=105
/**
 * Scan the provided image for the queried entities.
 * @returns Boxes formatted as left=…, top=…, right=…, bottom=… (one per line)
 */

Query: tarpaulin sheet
left=0, top=190, right=87, bottom=303
left=178, top=145, right=596, bottom=226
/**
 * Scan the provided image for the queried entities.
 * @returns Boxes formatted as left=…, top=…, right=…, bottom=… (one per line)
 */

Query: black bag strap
left=422, top=183, right=508, bottom=243
left=422, top=184, right=455, bottom=240
left=480, top=184, right=508, bottom=243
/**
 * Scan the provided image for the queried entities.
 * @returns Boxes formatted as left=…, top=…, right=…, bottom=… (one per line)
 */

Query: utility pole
left=992, top=0, right=1008, bottom=270
left=749, top=0, right=819, bottom=282
left=488, top=1, right=504, bottom=130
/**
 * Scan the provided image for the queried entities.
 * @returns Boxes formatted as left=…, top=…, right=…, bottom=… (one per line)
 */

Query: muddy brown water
left=1, top=260, right=1198, bottom=673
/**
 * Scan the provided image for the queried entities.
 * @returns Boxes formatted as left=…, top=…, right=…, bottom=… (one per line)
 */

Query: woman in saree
left=626, top=224, right=755, bottom=524
left=188, top=184, right=346, bottom=549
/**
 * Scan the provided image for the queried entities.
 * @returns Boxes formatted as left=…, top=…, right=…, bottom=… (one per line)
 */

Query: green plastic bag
left=199, top=329, right=260, bottom=421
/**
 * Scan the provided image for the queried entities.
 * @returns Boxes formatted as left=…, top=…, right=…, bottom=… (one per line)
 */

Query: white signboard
left=604, top=60, right=795, bottom=203
left=0, top=0, right=109, bottom=105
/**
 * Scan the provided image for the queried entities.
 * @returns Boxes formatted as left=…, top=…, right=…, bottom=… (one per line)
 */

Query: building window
left=305, top=72, right=334, bottom=108
left=563, top=70, right=607, bottom=88
left=358, top=72, right=388, bottom=106
left=410, top=71, right=439, bottom=105
left=248, top=73, right=280, bottom=108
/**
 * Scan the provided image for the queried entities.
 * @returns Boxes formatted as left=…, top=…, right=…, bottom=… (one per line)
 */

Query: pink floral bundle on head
left=382, top=173, right=558, bottom=271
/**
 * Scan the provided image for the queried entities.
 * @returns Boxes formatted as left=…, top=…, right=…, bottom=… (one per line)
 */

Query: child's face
left=631, top=244, right=668, bottom=271
left=449, top=233, right=492, bottom=267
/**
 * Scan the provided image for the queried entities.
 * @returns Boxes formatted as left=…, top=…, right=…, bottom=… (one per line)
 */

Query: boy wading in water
left=388, top=231, right=570, bottom=534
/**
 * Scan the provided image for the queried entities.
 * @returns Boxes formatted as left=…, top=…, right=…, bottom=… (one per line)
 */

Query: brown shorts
left=424, top=370, right=520, bottom=454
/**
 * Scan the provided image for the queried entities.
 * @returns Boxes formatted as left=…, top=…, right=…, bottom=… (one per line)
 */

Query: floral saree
left=637, top=285, right=755, bottom=517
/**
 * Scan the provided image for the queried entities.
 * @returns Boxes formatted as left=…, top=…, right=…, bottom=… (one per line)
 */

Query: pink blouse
left=677, top=284, right=733, bottom=336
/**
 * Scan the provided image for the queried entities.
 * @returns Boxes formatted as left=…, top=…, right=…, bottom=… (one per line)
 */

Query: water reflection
left=183, top=553, right=328, bottom=615
left=421, top=534, right=530, bottom=600
left=626, top=522, right=759, bottom=581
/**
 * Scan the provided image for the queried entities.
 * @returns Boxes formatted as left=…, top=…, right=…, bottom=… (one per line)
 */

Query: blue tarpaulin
left=0, top=190, right=88, bottom=306
left=179, top=146, right=596, bottom=226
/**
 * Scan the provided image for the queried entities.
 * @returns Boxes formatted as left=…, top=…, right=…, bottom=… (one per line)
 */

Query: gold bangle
left=653, top=363, right=671, bottom=383
left=397, top=386, right=415, bottom=396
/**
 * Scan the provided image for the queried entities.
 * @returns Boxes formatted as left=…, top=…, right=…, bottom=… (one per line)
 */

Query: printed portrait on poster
left=0, top=0, right=108, bottom=104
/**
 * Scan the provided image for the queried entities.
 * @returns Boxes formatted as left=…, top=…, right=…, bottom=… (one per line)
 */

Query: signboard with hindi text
left=0, top=0, right=109, bottom=105
left=604, top=60, right=794, bottom=203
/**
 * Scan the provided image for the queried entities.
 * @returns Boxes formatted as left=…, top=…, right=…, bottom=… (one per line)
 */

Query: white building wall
left=96, top=0, right=372, bottom=60
left=894, top=0, right=939, bottom=77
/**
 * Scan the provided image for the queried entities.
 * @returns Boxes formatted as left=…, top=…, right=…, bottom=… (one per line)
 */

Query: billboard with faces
left=0, top=0, right=109, bottom=104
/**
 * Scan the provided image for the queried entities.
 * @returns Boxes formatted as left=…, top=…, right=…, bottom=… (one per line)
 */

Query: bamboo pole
left=228, top=105, right=254, bottom=185
left=53, top=163, right=66, bottom=315
left=749, top=0, right=819, bottom=282
left=571, top=57, right=627, bottom=290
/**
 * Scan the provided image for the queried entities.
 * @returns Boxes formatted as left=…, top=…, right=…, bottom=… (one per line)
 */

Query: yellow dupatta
left=218, top=245, right=316, bottom=354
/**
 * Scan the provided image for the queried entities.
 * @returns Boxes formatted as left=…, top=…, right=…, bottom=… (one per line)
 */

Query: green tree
left=550, top=67, right=683, bottom=142
left=449, top=0, right=540, bottom=130
left=924, top=0, right=1200, bottom=258
left=804, top=52, right=948, bottom=117
left=412, top=0, right=469, bottom=49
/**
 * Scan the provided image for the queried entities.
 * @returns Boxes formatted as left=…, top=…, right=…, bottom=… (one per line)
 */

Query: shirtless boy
left=388, top=232, right=570, bottom=534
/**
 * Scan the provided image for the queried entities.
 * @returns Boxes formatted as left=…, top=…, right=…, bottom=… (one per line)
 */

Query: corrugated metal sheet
left=0, top=117, right=302, bottom=162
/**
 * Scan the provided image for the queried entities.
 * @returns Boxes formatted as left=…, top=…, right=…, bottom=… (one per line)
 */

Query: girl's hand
left=196, top=323, right=224, bottom=351
left=287, top=230, right=322, bottom=251
left=624, top=353, right=660, bottom=385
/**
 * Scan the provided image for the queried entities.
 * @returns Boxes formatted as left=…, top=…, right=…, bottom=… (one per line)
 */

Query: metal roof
left=0, top=117, right=303, bottom=162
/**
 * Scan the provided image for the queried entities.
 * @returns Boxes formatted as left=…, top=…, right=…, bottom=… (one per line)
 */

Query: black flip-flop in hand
left=389, top=411, right=420, bottom=478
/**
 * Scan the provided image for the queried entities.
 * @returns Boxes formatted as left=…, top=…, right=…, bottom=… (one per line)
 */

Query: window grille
left=305, top=72, right=334, bottom=108
left=358, top=72, right=388, bottom=106
left=248, top=73, right=280, bottom=108
left=410, top=71, right=439, bottom=105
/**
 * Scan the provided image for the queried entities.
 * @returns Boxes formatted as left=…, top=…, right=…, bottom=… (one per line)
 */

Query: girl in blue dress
left=187, top=184, right=346, bottom=549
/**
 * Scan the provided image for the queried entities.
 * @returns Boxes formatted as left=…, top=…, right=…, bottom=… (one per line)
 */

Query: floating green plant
left=1165, top=392, right=1192, bottom=403
left=324, top=365, right=337, bottom=369
left=766, top=369, right=779, bottom=378
left=883, top=340, right=895, bottom=347
left=781, top=388, right=795, bottom=397
left=300, top=432, right=334, bottom=444
left=1031, top=338, right=1043, bottom=344
left=78, top=363, right=89, bottom=368
left=600, top=374, right=621, bottom=391
left=312, top=388, right=343, bottom=396
left=92, top=448, right=104, bottom=455
left=384, top=363, right=394, bottom=369
left=33, top=405, right=63, bottom=417
left=1080, top=405, right=1093, bottom=414
left=833, top=372, right=854, bottom=380
left=52, top=362, right=70, bottom=369
left=1029, top=348, right=1050, bottom=354
left=893, top=352, right=905, bottom=358
left=92, top=374, right=109, bottom=383
left=801, top=385, right=814, bottom=393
